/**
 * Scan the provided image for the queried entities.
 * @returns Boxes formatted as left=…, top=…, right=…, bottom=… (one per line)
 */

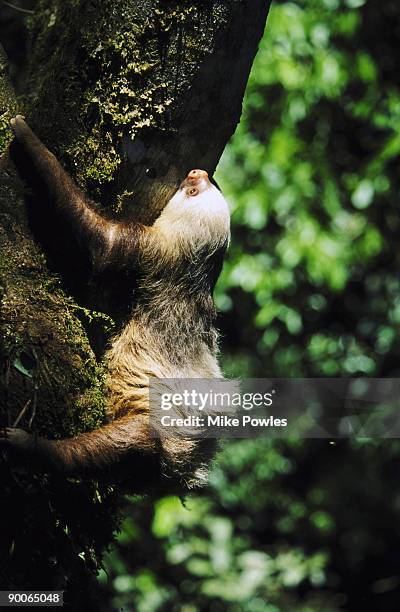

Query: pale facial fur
left=154, top=169, right=230, bottom=259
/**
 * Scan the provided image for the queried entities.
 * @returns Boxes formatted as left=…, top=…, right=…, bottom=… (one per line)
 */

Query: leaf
left=12, top=357, right=33, bottom=379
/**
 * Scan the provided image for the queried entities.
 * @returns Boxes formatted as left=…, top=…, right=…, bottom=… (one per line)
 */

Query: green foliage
left=99, top=1, right=400, bottom=610
left=216, top=0, right=400, bottom=379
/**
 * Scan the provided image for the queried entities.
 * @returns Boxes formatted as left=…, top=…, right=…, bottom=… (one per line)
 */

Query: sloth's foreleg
left=9, top=116, right=118, bottom=253
left=0, top=416, right=159, bottom=480
left=10, top=116, right=150, bottom=269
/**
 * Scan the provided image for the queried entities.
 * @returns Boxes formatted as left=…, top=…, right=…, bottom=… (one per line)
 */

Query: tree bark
left=0, top=43, right=115, bottom=604
left=0, top=0, right=270, bottom=601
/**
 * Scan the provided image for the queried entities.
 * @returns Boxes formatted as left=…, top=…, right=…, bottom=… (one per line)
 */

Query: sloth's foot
left=10, top=115, right=28, bottom=140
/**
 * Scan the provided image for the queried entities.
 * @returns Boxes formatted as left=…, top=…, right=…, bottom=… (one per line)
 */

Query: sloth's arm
left=9, top=116, right=149, bottom=267
left=0, top=419, right=159, bottom=480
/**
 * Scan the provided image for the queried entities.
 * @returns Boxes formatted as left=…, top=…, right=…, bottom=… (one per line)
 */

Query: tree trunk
left=0, top=0, right=270, bottom=603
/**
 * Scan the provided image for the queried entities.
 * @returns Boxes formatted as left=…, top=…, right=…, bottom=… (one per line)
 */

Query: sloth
left=0, top=116, right=230, bottom=492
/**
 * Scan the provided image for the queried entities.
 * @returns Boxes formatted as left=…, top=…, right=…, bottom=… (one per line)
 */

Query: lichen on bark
left=0, top=45, right=17, bottom=153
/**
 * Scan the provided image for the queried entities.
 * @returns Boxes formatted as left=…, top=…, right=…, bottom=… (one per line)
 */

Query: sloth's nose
left=187, top=169, right=209, bottom=182
left=180, top=169, right=211, bottom=191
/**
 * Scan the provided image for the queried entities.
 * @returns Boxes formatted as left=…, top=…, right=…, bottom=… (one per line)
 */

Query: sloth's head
left=179, top=169, right=220, bottom=200
left=154, top=169, right=230, bottom=256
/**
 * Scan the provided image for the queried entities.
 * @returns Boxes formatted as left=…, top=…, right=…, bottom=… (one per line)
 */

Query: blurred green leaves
left=215, top=0, right=400, bottom=378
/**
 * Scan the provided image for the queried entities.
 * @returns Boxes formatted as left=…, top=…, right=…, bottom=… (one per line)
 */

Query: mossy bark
left=0, top=0, right=270, bottom=603
left=0, top=44, right=115, bottom=605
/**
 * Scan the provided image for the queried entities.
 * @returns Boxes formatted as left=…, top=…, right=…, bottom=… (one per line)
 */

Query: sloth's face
left=154, top=169, right=230, bottom=257
left=177, top=169, right=228, bottom=213
left=165, top=169, right=230, bottom=219
left=179, top=168, right=212, bottom=198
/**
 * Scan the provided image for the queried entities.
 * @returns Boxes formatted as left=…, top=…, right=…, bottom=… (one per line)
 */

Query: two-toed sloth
left=0, top=116, right=230, bottom=492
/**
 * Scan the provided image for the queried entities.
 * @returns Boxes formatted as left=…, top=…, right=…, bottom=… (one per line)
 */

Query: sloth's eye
left=187, top=187, right=199, bottom=197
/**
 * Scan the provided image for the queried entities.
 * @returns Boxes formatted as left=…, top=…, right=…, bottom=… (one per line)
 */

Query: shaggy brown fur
left=0, top=116, right=230, bottom=492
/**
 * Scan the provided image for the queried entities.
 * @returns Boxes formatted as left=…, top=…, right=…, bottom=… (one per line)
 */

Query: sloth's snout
left=181, top=169, right=210, bottom=191
left=187, top=169, right=208, bottom=181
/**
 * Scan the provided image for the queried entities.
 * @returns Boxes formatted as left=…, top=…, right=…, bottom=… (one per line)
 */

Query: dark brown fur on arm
left=2, top=416, right=160, bottom=486
left=9, top=116, right=149, bottom=275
